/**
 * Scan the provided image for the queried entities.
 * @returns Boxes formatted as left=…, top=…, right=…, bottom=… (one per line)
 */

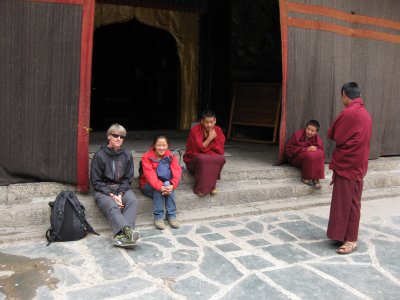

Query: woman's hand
left=160, top=184, right=174, bottom=196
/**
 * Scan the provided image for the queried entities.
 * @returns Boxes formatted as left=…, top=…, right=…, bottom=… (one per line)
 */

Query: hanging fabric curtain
left=279, top=0, right=400, bottom=162
left=94, top=3, right=199, bottom=129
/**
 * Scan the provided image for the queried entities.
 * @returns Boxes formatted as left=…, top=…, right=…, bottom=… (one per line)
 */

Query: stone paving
left=0, top=197, right=399, bottom=300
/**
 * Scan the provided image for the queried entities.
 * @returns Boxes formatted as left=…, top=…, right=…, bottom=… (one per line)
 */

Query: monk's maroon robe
left=285, top=129, right=325, bottom=180
left=183, top=124, right=226, bottom=194
left=327, top=98, right=372, bottom=242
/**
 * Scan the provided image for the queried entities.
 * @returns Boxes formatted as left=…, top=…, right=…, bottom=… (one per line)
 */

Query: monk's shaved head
left=341, top=82, right=361, bottom=99
left=306, top=119, right=320, bottom=131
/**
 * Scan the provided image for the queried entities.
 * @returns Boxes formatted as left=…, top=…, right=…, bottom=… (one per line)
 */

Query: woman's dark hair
left=341, top=82, right=361, bottom=99
left=306, top=119, right=320, bottom=131
left=152, top=134, right=169, bottom=147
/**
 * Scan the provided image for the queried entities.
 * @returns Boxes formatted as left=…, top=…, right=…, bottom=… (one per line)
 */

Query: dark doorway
left=90, top=19, right=180, bottom=131
left=198, top=0, right=282, bottom=132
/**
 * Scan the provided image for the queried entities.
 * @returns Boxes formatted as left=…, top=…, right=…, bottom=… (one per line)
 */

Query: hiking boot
left=210, top=188, right=217, bottom=195
left=154, top=219, right=166, bottom=230
left=168, top=218, right=179, bottom=229
left=113, top=234, right=137, bottom=248
left=123, top=226, right=140, bottom=243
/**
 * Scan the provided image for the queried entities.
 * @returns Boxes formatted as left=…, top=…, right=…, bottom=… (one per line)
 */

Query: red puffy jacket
left=139, top=148, right=182, bottom=191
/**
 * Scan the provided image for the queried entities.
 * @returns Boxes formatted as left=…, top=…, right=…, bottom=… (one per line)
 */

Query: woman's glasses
left=111, top=133, right=126, bottom=139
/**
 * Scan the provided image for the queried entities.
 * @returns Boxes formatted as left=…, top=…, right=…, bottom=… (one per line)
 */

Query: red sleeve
left=316, top=134, right=324, bottom=151
left=328, top=99, right=372, bottom=177
left=285, top=129, right=308, bottom=160
left=190, top=125, right=205, bottom=152
left=183, top=125, right=201, bottom=164
left=170, top=155, right=182, bottom=188
left=209, top=126, right=225, bottom=155
left=141, top=152, right=163, bottom=191
left=327, top=127, right=333, bottom=140
left=330, top=108, right=363, bottom=148
left=285, top=132, right=300, bottom=160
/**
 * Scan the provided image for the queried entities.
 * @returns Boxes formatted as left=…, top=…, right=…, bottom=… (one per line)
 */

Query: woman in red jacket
left=140, top=135, right=182, bottom=230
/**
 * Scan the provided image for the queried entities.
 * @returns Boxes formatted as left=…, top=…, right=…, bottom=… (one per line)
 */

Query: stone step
left=2, top=185, right=400, bottom=246
left=1, top=168, right=400, bottom=233
left=2, top=156, right=400, bottom=203
left=1, top=167, right=301, bottom=204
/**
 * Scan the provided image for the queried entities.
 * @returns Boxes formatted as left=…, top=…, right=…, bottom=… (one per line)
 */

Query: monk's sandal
left=312, top=180, right=322, bottom=189
left=302, top=178, right=314, bottom=186
left=336, top=242, right=357, bottom=255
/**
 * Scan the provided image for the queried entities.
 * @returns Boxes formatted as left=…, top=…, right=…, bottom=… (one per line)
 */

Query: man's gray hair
left=107, top=123, right=127, bottom=137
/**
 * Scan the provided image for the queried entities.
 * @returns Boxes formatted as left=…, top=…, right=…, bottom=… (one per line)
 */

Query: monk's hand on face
left=208, top=129, right=217, bottom=141
left=307, top=146, right=317, bottom=152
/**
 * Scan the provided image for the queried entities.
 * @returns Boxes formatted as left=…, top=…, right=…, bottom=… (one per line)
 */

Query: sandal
left=336, top=242, right=357, bottom=255
left=302, top=178, right=314, bottom=186
left=312, top=180, right=322, bottom=189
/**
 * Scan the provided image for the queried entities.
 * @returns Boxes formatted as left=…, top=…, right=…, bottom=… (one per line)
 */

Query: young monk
left=183, top=109, right=226, bottom=196
left=285, top=120, right=325, bottom=189
left=140, top=135, right=182, bottom=230
left=327, top=82, right=372, bottom=255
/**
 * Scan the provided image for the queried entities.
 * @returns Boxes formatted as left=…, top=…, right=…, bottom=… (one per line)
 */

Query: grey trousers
left=94, top=189, right=138, bottom=235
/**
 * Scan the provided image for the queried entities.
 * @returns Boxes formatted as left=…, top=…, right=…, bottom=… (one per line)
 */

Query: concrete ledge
left=2, top=156, right=400, bottom=203
left=0, top=186, right=7, bottom=204
left=1, top=186, right=400, bottom=247
left=3, top=182, right=77, bottom=205
left=1, top=169, right=400, bottom=230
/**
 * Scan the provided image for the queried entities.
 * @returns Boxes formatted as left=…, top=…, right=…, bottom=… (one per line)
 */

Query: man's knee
left=123, top=190, right=137, bottom=205
left=95, top=193, right=111, bottom=205
left=95, top=194, right=120, bottom=212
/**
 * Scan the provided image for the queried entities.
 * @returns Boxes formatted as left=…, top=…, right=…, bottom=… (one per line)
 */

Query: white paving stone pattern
left=0, top=197, right=399, bottom=299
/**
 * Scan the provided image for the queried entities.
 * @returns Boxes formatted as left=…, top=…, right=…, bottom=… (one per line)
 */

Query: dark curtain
left=0, top=0, right=82, bottom=185
left=198, top=0, right=231, bottom=129
left=284, top=0, right=400, bottom=160
left=91, top=19, right=179, bottom=130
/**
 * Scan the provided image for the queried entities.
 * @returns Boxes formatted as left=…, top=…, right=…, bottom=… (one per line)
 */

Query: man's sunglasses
left=111, top=133, right=126, bottom=139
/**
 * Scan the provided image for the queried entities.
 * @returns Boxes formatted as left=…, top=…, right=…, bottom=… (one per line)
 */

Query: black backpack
left=46, top=191, right=99, bottom=246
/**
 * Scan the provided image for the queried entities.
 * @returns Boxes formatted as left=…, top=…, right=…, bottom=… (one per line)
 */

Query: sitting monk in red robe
left=183, top=109, right=226, bottom=196
left=327, top=82, right=372, bottom=255
left=285, top=120, right=325, bottom=189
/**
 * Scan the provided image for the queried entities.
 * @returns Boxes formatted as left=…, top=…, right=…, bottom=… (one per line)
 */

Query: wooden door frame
left=30, top=0, right=95, bottom=191
left=278, top=0, right=288, bottom=163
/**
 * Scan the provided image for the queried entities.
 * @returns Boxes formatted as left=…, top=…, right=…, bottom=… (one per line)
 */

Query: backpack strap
left=171, top=149, right=185, bottom=169
left=67, top=193, right=100, bottom=236
left=46, top=192, right=68, bottom=246
left=45, top=201, right=55, bottom=244
left=149, top=157, right=162, bottom=163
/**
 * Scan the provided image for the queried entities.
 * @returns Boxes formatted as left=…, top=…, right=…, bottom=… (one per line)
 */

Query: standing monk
left=286, top=120, right=325, bottom=189
left=184, top=109, right=226, bottom=196
left=327, top=82, right=372, bottom=254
